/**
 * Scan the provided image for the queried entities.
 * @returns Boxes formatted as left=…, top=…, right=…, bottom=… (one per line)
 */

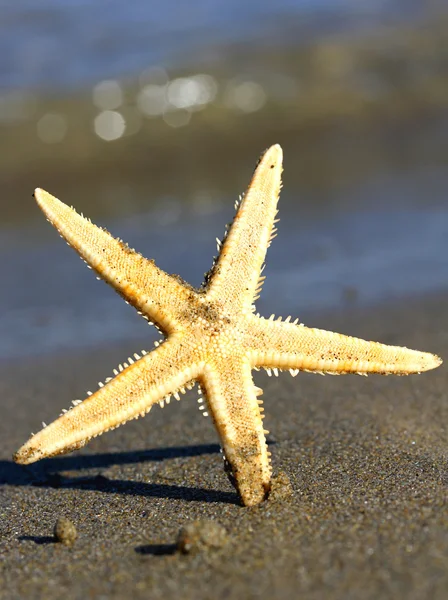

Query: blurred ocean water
left=0, top=0, right=428, bottom=90
left=0, top=0, right=446, bottom=359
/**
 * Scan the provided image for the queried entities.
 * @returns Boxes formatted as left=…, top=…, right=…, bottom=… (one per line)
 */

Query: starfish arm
left=206, top=145, right=283, bottom=310
left=202, top=357, right=271, bottom=506
left=34, top=188, right=195, bottom=333
left=248, top=317, right=442, bottom=375
left=14, top=338, right=201, bottom=464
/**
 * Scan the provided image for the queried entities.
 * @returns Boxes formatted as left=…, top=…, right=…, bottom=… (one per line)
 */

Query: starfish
left=14, top=144, right=442, bottom=506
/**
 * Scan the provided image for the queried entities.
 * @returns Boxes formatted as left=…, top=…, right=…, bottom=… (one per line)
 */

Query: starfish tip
left=34, top=187, right=52, bottom=207
left=265, top=143, right=283, bottom=162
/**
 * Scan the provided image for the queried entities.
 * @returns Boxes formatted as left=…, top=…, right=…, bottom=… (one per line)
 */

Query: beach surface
left=1, top=292, right=446, bottom=600
left=1, top=5, right=447, bottom=598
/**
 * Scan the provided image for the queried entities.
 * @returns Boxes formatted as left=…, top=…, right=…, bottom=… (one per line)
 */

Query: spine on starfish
left=205, top=144, right=283, bottom=312
left=33, top=188, right=196, bottom=335
left=248, top=317, right=442, bottom=375
left=202, top=358, right=272, bottom=505
left=14, top=340, right=202, bottom=464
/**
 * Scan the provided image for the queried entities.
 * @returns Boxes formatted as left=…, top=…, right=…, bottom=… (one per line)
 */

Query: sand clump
left=177, top=520, right=228, bottom=555
left=54, top=517, right=78, bottom=547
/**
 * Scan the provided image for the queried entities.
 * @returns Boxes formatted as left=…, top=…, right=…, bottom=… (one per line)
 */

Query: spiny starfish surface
left=14, top=145, right=442, bottom=506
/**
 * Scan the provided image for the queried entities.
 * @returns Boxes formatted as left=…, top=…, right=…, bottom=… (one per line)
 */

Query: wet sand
left=0, top=293, right=446, bottom=600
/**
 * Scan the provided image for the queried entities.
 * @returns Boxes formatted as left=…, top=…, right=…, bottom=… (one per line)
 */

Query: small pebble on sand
left=54, top=517, right=77, bottom=546
left=177, top=520, right=228, bottom=555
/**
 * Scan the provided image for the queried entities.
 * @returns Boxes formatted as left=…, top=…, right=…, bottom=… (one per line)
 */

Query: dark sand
left=0, top=294, right=446, bottom=600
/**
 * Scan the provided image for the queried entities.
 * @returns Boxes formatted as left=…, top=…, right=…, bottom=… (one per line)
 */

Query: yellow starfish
left=14, top=145, right=442, bottom=506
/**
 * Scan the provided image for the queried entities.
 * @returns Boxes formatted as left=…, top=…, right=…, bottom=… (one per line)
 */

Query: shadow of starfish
left=1, top=443, right=239, bottom=504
